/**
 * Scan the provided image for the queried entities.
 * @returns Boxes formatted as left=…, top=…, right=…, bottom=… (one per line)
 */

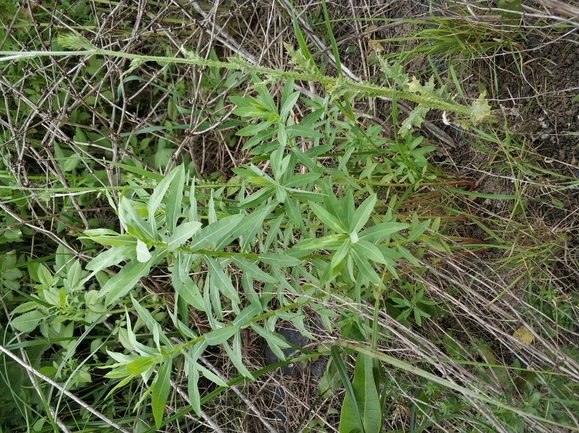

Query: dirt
left=445, top=25, right=579, bottom=264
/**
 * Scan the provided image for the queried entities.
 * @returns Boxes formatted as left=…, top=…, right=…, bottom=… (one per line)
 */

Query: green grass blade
left=151, top=359, right=172, bottom=428
left=331, top=346, right=364, bottom=433
left=290, top=1, right=321, bottom=75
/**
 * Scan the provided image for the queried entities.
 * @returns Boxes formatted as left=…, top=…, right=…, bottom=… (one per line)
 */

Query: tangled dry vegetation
left=1, top=1, right=579, bottom=432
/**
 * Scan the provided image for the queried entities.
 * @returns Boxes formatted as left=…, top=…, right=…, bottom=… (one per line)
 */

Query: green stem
left=1, top=32, right=487, bottom=122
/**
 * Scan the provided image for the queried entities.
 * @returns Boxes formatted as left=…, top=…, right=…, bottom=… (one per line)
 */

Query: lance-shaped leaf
left=321, top=183, right=349, bottom=230
left=309, top=201, right=347, bottom=233
left=258, top=252, right=301, bottom=267
left=82, top=229, right=137, bottom=248
left=223, top=331, right=253, bottom=378
left=172, top=252, right=205, bottom=311
left=85, top=245, right=135, bottom=273
left=147, top=165, right=181, bottom=233
left=351, top=247, right=381, bottom=285
left=164, top=165, right=185, bottom=231
left=151, top=359, right=172, bottom=428
left=359, top=221, right=409, bottom=243
left=125, top=356, right=157, bottom=376
left=185, top=354, right=202, bottom=416
left=132, top=295, right=172, bottom=346
left=204, top=325, right=238, bottom=346
left=353, top=240, right=386, bottom=264
left=350, top=194, right=377, bottom=234
left=119, top=198, right=154, bottom=241
left=205, top=256, right=240, bottom=305
left=189, top=214, right=244, bottom=251
left=231, top=256, right=278, bottom=284
left=166, top=221, right=203, bottom=251
left=339, top=353, right=382, bottom=433
left=100, top=249, right=164, bottom=306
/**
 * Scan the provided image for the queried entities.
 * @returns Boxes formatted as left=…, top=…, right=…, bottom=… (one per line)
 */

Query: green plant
left=1, top=49, right=472, bottom=427
left=389, top=280, right=438, bottom=327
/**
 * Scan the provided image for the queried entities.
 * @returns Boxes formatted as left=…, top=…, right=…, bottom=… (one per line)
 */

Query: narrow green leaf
left=107, top=160, right=165, bottom=182
left=223, top=332, right=253, bottom=378
left=207, top=195, right=217, bottom=224
left=250, top=323, right=292, bottom=362
left=280, top=79, right=298, bottom=120
left=407, top=219, right=428, bottom=243
left=126, top=356, right=157, bottom=376
left=239, top=185, right=276, bottom=208
left=339, top=189, right=354, bottom=226
left=290, top=8, right=321, bottom=75
left=275, top=185, right=287, bottom=202
left=285, top=197, right=304, bottom=229
left=292, top=234, right=347, bottom=253
left=131, top=295, right=171, bottom=346
left=147, top=166, right=180, bottom=230
left=188, top=180, right=198, bottom=222
left=172, top=252, right=205, bottom=311
left=196, top=363, right=228, bottom=387
left=258, top=252, right=301, bottom=267
left=167, top=221, right=203, bottom=251
left=119, top=198, right=154, bottom=241
left=241, top=272, right=262, bottom=310
left=151, top=360, right=172, bottom=428
left=353, top=240, right=386, bottom=264
left=283, top=172, right=321, bottom=188
left=309, top=201, right=346, bottom=233
left=100, top=250, right=163, bottom=306
left=231, top=256, right=278, bottom=284
left=81, top=229, right=137, bottom=247
left=395, top=245, right=419, bottom=266
left=189, top=214, right=244, bottom=251
left=230, top=203, right=275, bottom=252
left=185, top=356, right=201, bottom=416
left=330, top=240, right=351, bottom=276
left=351, top=248, right=381, bottom=285
left=256, top=84, right=278, bottom=113
left=165, top=165, right=185, bottom=231
left=204, top=326, right=237, bottom=346
left=359, top=222, right=409, bottom=242
left=351, top=194, right=377, bottom=234
left=229, top=95, right=254, bottom=109
left=322, top=183, right=349, bottom=230
left=321, top=0, right=344, bottom=78
left=431, top=217, right=441, bottom=232
left=237, top=122, right=275, bottom=139
left=84, top=234, right=137, bottom=247
left=233, top=303, right=261, bottom=327
left=205, top=256, right=240, bottom=304
left=287, top=124, right=325, bottom=139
